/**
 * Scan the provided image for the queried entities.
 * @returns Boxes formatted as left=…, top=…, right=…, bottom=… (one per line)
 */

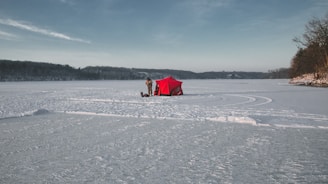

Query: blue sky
left=0, top=0, right=327, bottom=72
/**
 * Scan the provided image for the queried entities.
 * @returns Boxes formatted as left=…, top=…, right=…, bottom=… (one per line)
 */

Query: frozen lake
left=1, top=79, right=328, bottom=183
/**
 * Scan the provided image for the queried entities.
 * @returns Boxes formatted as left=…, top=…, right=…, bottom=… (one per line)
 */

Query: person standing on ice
left=145, top=77, right=153, bottom=96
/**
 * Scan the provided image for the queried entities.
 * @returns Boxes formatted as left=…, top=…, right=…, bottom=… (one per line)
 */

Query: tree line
left=0, top=60, right=98, bottom=81
left=290, top=13, right=328, bottom=78
left=0, top=60, right=287, bottom=81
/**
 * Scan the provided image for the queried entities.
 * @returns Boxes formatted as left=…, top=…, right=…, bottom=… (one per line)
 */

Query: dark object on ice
left=140, top=92, right=149, bottom=97
left=33, top=109, right=50, bottom=115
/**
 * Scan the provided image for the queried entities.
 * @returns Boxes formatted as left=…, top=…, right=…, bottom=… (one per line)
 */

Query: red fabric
left=155, top=76, right=183, bottom=96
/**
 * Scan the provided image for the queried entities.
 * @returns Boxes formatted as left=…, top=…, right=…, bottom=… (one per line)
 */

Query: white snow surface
left=1, top=79, right=328, bottom=183
left=290, top=73, right=328, bottom=86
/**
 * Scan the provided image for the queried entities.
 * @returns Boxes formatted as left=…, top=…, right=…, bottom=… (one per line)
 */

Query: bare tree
left=293, top=13, right=328, bottom=76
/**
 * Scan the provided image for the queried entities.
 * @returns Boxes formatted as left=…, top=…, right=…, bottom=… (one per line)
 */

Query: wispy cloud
left=0, top=18, right=90, bottom=44
left=58, top=0, right=76, bottom=6
left=152, top=31, right=182, bottom=45
left=180, top=0, right=230, bottom=17
left=0, top=30, right=18, bottom=41
left=175, top=0, right=231, bottom=26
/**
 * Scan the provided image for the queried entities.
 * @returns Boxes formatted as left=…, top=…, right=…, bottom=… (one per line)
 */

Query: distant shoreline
left=0, top=59, right=289, bottom=81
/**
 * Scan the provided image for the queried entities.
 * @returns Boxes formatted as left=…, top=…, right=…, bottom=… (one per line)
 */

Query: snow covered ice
left=1, top=79, right=328, bottom=183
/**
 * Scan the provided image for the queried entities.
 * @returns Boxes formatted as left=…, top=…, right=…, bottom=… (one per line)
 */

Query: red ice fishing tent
left=154, top=76, right=183, bottom=96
